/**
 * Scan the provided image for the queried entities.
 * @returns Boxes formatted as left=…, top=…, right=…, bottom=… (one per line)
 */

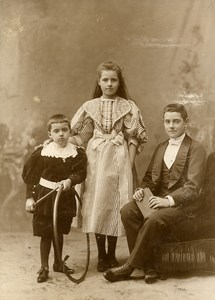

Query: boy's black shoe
left=37, top=267, right=49, bottom=283
left=53, top=263, right=74, bottom=274
left=103, top=262, right=134, bottom=282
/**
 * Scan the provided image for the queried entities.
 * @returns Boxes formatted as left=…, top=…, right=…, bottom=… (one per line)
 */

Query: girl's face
left=98, top=70, right=120, bottom=99
left=48, top=122, right=70, bottom=147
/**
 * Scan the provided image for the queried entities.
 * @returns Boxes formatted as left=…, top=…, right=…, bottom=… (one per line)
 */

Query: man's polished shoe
left=103, top=262, right=134, bottom=282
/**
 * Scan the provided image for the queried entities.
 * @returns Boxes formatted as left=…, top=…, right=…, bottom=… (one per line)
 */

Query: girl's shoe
left=108, top=256, right=119, bottom=268
left=97, top=258, right=110, bottom=272
left=37, top=267, right=49, bottom=283
left=53, top=263, right=74, bottom=274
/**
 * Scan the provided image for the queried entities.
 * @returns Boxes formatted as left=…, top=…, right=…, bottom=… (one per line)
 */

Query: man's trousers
left=121, top=201, right=189, bottom=269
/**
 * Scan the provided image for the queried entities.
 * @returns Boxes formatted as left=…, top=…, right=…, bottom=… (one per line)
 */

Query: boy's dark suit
left=121, top=134, right=206, bottom=269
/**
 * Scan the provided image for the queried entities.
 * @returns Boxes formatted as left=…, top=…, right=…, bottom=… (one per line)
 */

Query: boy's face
left=48, top=122, right=70, bottom=147
left=163, top=112, right=188, bottom=139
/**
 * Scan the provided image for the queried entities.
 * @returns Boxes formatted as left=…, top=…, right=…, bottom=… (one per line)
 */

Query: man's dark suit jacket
left=140, top=134, right=206, bottom=214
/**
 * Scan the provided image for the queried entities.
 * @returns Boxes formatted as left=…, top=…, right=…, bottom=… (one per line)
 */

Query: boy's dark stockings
left=38, top=235, right=64, bottom=283
left=37, top=237, right=51, bottom=283
left=40, top=234, right=63, bottom=269
left=53, top=234, right=63, bottom=266
left=40, top=237, right=52, bottom=269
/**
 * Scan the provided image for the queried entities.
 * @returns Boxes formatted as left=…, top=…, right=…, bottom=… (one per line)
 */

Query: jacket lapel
left=168, top=134, right=192, bottom=188
left=152, top=141, right=168, bottom=185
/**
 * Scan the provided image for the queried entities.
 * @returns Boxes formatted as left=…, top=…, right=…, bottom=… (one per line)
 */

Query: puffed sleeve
left=22, top=147, right=43, bottom=184
left=70, top=105, right=94, bottom=146
left=123, top=100, right=148, bottom=152
left=22, top=147, right=43, bottom=198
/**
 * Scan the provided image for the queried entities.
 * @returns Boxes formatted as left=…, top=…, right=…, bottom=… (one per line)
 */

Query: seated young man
left=104, top=103, right=206, bottom=283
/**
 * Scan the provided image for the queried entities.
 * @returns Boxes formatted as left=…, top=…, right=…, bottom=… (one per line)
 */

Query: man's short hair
left=163, top=103, right=188, bottom=121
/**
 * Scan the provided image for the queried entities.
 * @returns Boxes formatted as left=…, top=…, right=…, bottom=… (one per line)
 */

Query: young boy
left=22, top=114, right=87, bottom=283
left=104, top=103, right=206, bottom=283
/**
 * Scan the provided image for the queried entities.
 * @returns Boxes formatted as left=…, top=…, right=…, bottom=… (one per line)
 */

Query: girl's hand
left=34, top=139, right=52, bottom=150
left=69, top=136, right=78, bottom=145
left=58, top=179, right=72, bottom=191
left=25, top=198, right=35, bottom=213
left=43, top=139, right=52, bottom=147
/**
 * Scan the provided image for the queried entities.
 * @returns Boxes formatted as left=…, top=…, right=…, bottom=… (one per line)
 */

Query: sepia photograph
left=1, top=0, right=215, bottom=299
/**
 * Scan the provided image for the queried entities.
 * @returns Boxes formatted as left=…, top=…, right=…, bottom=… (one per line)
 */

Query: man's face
left=163, top=112, right=188, bottom=139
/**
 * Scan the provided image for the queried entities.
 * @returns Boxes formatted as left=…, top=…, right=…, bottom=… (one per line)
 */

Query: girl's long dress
left=71, top=97, right=147, bottom=236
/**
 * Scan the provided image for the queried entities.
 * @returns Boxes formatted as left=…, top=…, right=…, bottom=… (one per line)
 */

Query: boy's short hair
left=47, top=114, right=71, bottom=131
left=163, top=103, right=188, bottom=121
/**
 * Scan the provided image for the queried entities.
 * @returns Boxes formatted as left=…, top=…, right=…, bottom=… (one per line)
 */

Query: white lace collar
left=41, top=142, right=78, bottom=158
left=83, top=97, right=131, bottom=127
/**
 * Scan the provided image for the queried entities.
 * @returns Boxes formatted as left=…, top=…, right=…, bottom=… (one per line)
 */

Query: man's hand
left=133, top=188, right=145, bottom=202
left=148, top=196, right=169, bottom=209
left=25, top=197, right=35, bottom=213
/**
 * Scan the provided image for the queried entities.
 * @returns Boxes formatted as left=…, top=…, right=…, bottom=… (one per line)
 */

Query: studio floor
left=1, top=229, right=215, bottom=300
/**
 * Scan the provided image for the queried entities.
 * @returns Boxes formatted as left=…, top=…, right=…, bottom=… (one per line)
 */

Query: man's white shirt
left=164, top=133, right=186, bottom=169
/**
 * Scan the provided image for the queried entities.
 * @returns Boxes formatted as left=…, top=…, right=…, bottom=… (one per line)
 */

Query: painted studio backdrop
left=1, top=0, right=215, bottom=231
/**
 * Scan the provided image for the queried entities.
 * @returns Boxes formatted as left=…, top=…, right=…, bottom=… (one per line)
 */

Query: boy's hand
left=133, top=188, right=145, bottom=202
left=59, top=179, right=72, bottom=191
left=25, top=198, right=35, bottom=213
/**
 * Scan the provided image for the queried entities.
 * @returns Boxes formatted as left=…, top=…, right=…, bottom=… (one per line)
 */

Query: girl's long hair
left=92, top=61, right=130, bottom=100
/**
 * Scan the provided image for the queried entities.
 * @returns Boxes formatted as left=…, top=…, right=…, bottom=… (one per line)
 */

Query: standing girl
left=70, top=61, right=148, bottom=272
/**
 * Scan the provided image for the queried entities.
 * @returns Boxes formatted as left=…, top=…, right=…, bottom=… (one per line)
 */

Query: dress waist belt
left=92, top=129, right=124, bottom=150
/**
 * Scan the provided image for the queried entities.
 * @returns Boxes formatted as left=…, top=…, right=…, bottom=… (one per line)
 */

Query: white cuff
left=165, top=195, right=175, bottom=207
left=135, top=187, right=144, bottom=193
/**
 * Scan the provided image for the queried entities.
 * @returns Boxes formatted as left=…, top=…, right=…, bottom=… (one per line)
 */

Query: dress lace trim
left=83, top=97, right=131, bottom=127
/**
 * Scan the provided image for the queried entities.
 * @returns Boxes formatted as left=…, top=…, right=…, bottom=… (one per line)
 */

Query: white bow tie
left=168, top=139, right=181, bottom=146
